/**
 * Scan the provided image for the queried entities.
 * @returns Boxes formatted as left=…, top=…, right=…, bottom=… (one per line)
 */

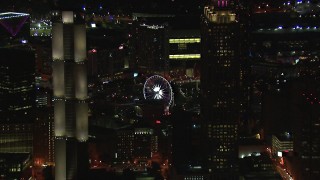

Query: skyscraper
left=290, top=75, right=320, bottom=180
left=200, top=0, right=240, bottom=179
left=52, top=11, right=88, bottom=180
left=0, top=47, right=35, bottom=153
left=171, top=108, right=205, bottom=179
left=131, top=21, right=169, bottom=73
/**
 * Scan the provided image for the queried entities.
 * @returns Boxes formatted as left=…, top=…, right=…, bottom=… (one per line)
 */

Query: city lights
left=1, top=0, right=320, bottom=179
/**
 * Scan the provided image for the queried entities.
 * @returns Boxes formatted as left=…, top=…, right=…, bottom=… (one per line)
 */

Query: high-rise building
left=52, top=11, right=88, bottom=180
left=0, top=47, right=35, bottom=153
left=0, top=47, right=35, bottom=124
left=130, top=13, right=201, bottom=76
left=116, top=126, right=158, bottom=169
left=131, top=21, right=169, bottom=73
left=200, top=0, right=240, bottom=179
left=171, top=108, right=204, bottom=179
left=87, top=49, right=98, bottom=78
left=290, top=76, right=320, bottom=180
left=168, top=30, right=201, bottom=77
left=0, top=153, right=31, bottom=179
left=33, top=107, right=54, bottom=167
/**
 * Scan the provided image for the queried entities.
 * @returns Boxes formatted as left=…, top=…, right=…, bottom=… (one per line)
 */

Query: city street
left=276, top=165, right=293, bottom=180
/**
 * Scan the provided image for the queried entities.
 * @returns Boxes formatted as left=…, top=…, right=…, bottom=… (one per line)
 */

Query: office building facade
left=52, top=11, right=88, bottom=180
left=200, top=0, right=240, bottom=179
left=0, top=47, right=35, bottom=153
left=131, top=22, right=169, bottom=73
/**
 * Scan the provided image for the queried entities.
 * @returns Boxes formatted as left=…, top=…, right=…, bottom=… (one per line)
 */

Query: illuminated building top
left=0, top=12, right=29, bottom=36
left=62, top=11, right=74, bottom=24
left=204, top=6, right=236, bottom=23
left=213, top=0, right=229, bottom=8
left=169, top=38, right=200, bottom=44
left=0, top=12, right=29, bottom=20
left=140, top=24, right=165, bottom=29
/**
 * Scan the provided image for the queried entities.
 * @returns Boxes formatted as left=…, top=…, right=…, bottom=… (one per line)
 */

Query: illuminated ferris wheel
left=143, top=75, right=173, bottom=106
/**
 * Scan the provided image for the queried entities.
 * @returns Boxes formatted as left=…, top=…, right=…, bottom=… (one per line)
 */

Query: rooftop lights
left=0, top=12, right=29, bottom=36
left=0, top=12, right=29, bottom=20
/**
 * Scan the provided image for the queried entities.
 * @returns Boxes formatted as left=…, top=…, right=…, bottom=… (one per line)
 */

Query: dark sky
left=1, top=0, right=203, bottom=15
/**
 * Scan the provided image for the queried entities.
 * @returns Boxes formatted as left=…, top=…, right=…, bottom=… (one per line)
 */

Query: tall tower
left=201, top=0, right=240, bottom=179
left=52, top=11, right=88, bottom=180
left=131, top=22, right=169, bottom=73
left=0, top=47, right=35, bottom=153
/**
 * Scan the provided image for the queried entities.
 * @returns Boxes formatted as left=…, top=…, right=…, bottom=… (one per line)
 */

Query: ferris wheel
left=143, top=75, right=173, bottom=106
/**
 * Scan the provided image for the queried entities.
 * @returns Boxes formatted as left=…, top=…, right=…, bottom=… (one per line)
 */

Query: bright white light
left=143, top=75, right=173, bottom=106
left=0, top=12, right=29, bottom=19
left=153, top=86, right=160, bottom=92
left=91, top=23, right=96, bottom=28
left=153, top=85, right=164, bottom=99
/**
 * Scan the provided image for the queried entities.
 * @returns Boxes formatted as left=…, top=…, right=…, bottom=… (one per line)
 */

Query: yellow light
left=169, top=38, right=200, bottom=44
left=169, top=54, right=201, bottom=59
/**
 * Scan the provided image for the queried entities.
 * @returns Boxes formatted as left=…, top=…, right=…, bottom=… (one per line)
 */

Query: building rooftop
left=274, top=132, right=293, bottom=141
left=0, top=153, right=30, bottom=163
left=0, top=12, right=29, bottom=20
